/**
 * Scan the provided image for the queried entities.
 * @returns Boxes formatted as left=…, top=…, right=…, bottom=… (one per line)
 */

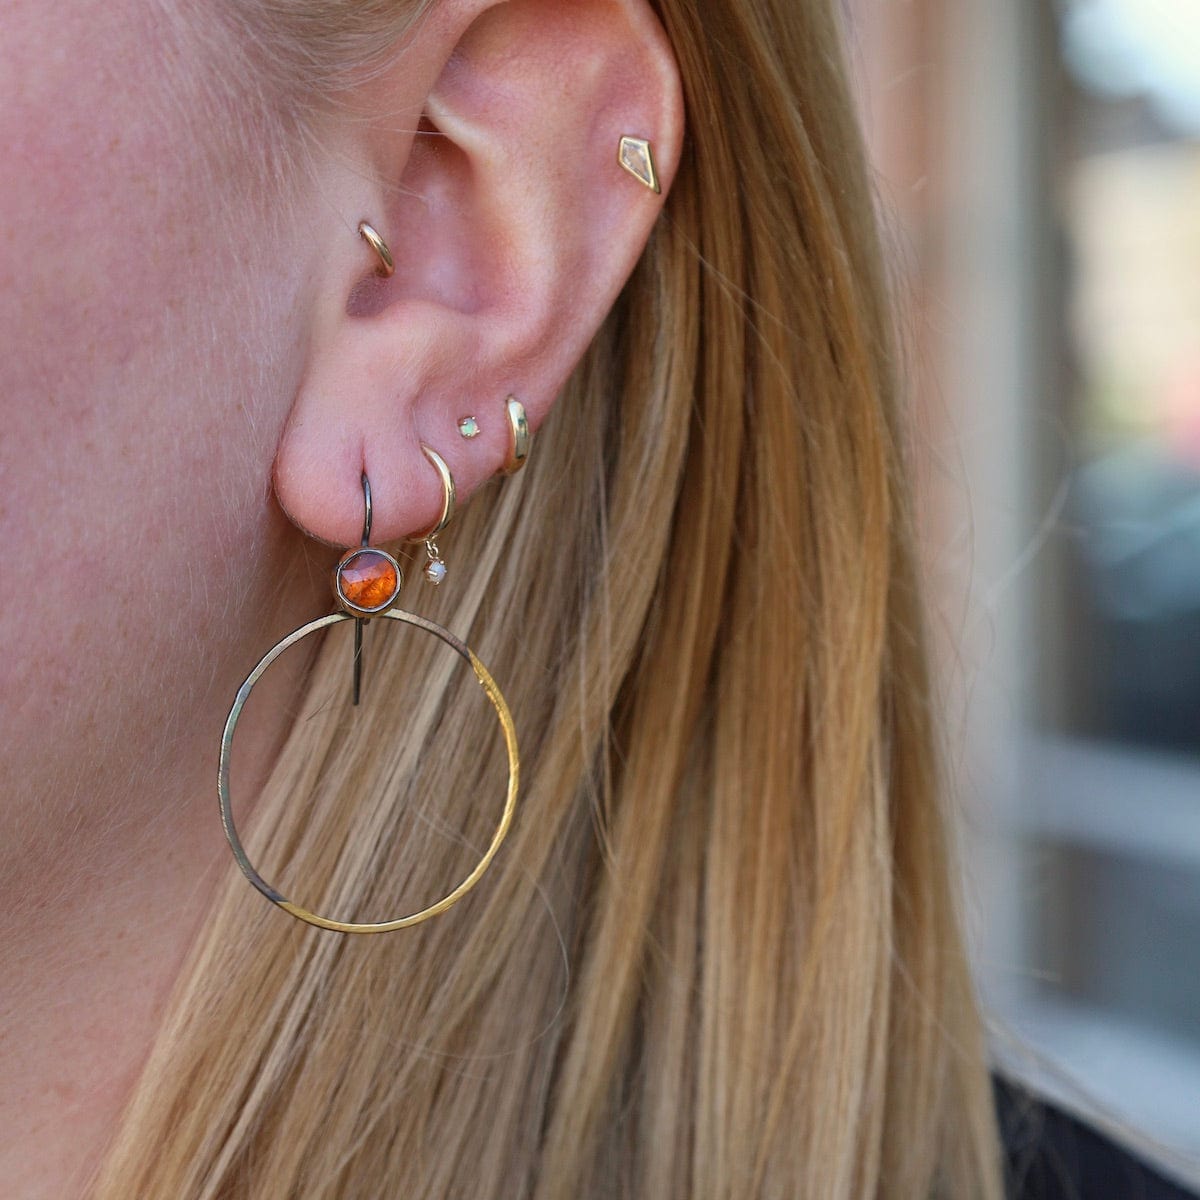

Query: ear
left=272, top=0, right=684, bottom=548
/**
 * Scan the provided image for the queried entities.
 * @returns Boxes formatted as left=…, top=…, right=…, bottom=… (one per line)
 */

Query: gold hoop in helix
left=218, top=472, right=519, bottom=935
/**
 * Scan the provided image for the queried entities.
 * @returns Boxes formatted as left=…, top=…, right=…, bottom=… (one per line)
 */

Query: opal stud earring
left=617, top=136, right=661, bottom=194
left=457, top=416, right=480, bottom=439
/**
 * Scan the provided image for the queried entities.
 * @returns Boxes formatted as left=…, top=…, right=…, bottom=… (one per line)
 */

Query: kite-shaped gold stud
left=618, top=136, right=661, bottom=194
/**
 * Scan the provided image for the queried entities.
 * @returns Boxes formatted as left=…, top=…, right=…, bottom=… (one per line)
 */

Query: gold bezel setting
left=617, top=136, right=661, bottom=194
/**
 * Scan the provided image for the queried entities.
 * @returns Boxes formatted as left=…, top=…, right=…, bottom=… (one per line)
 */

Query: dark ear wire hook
left=352, top=472, right=373, bottom=705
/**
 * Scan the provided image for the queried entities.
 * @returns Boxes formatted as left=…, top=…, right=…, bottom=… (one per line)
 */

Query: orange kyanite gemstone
left=337, top=549, right=400, bottom=612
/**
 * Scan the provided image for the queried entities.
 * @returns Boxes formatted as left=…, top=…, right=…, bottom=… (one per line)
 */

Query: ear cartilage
left=357, top=220, right=395, bottom=277
left=457, top=416, right=480, bottom=439
left=617, top=136, right=661, bottom=194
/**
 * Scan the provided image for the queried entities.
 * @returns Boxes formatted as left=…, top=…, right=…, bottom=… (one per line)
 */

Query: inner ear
left=346, top=265, right=391, bottom=319
left=346, top=111, right=451, bottom=320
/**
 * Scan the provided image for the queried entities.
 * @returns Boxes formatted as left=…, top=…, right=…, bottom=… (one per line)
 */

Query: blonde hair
left=93, top=0, right=1004, bottom=1195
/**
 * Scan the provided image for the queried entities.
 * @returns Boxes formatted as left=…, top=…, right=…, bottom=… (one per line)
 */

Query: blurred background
left=843, top=0, right=1200, bottom=1178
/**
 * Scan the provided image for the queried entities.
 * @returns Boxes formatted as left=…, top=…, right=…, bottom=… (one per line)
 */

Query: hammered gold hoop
left=218, top=609, right=519, bottom=934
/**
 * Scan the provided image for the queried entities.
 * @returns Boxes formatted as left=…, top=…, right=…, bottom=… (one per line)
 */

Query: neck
left=0, top=554, right=322, bottom=1199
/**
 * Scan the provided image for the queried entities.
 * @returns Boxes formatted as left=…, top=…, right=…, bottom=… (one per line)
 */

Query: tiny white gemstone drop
left=425, top=558, right=447, bottom=585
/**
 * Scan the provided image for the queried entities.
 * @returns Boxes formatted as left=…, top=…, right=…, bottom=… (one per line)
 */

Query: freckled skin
left=0, top=7, right=324, bottom=866
left=0, top=4, right=330, bottom=1194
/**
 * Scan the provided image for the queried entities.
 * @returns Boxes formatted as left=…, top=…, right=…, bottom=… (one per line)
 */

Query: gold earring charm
left=501, top=396, right=530, bottom=474
left=617, top=136, right=661, bottom=194
left=412, top=443, right=455, bottom=584
left=218, top=470, right=519, bottom=934
left=357, top=220, right=395, bottom=277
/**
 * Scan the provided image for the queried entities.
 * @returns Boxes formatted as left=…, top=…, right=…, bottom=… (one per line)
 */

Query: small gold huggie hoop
left=412, top=443, right=455, bottom=584
left=502, top=396, right=530, bottom=474
left=357, top=220, right=395, bottom=277
left=218, top=472, right=519, bottom=935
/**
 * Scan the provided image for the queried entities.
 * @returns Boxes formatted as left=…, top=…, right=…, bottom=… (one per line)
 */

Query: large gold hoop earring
left=218, top=473, right=519, bottom=935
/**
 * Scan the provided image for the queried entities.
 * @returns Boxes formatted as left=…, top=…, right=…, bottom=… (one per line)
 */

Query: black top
left=996, top=1076, right=1198, bottom=1200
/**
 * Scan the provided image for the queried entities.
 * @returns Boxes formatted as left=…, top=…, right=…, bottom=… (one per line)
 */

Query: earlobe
left=272, top=0, right=684, bottom=551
